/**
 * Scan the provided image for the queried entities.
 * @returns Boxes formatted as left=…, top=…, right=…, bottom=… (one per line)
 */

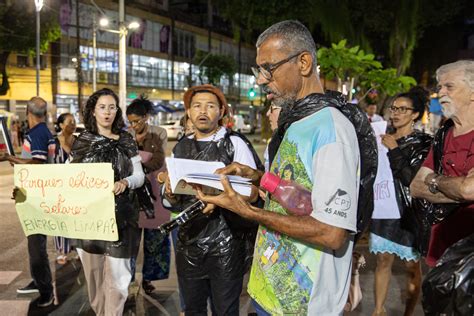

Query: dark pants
left=178, top=276, right=243, bottom=316
left=28, top=234, right=53, bottom=297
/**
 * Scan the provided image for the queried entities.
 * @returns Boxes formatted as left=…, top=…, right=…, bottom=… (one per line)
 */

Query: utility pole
left=76, top=0, right=83, bottom=117
left=118, top=0, right=126, bottom=114
left=34, top=0, right=43, bottom=96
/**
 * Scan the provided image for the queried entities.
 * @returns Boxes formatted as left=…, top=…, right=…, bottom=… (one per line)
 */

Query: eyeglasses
left=389, top=106, right=414, bottom=114
left=129, top=118, right=145, bottom=126
left=251, top=51, right=304, bottom=81
left=97, top=105, right=118, bottom=113
left=270, top=105, right=282, bottom=113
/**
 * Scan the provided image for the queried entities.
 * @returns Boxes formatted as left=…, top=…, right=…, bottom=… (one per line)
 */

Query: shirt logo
left=325, top=189, right=351, bottom=211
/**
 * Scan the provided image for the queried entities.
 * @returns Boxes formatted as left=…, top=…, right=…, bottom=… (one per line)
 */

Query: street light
left=89, top=0, right=138, bottom=114
left=34, top=0, right=44, bottom=96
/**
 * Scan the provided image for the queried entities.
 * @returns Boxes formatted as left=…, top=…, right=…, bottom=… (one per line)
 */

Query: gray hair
left=27, top=97, right=47, bottom=118
left=256, top=20, right=317, bottom=72
left=436, top=60, right=474, bottom=90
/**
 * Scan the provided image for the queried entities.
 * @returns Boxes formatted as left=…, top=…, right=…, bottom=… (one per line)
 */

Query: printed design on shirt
left=249, top=138, right=316, bottom=315
left=323, top=188, right=351, bottom=218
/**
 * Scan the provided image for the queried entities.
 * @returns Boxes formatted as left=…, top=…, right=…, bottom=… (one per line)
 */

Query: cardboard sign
left=14, top=163, right=118, bottom=241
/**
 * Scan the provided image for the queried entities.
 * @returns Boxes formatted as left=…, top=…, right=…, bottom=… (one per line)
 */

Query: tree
left=317, top=40, right=381, bottom=99
left=361, top=68, right=417, bottom=98
left=214, top=0, right=469, bottom=77
left=0, top=2, right=61, bottom=95
left=193, top=50, right=236, bottom=86
left=318, top=39, right=416, bottom=109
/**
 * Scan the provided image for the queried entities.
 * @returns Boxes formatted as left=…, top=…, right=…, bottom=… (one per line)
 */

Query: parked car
left=162, top=120, right=184, bottom=140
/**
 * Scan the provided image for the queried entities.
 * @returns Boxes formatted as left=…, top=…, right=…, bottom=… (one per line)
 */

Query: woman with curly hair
left=370, top=87, right=432, bottom=316
left=70, top=88, right=144, bottom=315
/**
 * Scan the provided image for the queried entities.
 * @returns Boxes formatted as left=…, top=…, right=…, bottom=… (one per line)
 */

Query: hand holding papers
left=165, top=157, right=253, bottom=196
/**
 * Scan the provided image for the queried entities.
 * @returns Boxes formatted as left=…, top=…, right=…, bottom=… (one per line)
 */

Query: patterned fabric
left=53, top=137, right=73, bottom=256
left=248, top=107, right=359, bottom=315
left=369, top=233, right=420, bottom=262
left=142, top=229, right=170, bottom=281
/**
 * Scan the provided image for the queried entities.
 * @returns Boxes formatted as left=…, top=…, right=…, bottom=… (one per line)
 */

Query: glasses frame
left=252, top=51, right=304, bottom=81
left=129, top=117, right=145, bottom=126
left=270, top=105, right=282, bottom=113
left=389, top=105, right=415, bottom=114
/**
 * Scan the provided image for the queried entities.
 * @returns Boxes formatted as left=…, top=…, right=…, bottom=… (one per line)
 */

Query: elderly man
left=0, top=97, right=55, bottom=307
left=410, top=60, right=474, bottom=266
left=197, top=20, right=362, bottom=315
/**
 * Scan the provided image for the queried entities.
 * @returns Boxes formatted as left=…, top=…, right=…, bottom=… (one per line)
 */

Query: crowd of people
left=0, top=19, right=473, bottom=316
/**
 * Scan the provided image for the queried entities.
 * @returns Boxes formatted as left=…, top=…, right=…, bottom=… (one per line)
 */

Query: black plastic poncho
left=371, top=131, right=433, bottom=254
left=422, top=233, right=474, bottom=316
left=70, top=131, right=141, bottom=258
left=170, top=129, right=263, bottom=280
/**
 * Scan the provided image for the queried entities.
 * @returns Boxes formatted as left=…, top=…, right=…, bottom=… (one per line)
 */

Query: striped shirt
left=21, top=122, right=56, bottom=163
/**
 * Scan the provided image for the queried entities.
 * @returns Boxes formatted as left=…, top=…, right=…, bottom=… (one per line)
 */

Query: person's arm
left=410, top=166, right=459, bottom=203
left=124, top=155, right=145, bottom=189
left=196, top=175, right=347, bottom=250
left=425, top=169, right=474, bottom=201
left=1, top=153, right=43, bottom=164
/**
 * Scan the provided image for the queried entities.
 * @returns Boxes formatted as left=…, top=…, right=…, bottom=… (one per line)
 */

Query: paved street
left=0, top=135, right=425, bottom=315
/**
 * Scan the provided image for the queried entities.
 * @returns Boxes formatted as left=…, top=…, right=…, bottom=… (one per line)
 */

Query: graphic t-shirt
left=248, top=107, right=360, bottom=315
left=21, top=122, right=56, bottom=163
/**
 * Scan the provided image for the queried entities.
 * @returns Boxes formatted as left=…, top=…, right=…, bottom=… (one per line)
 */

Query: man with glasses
left=411, top=60, right=474, bottom=267
left=0, top=97, right=56, bottom=307
left=197, top=20, right=370, bottom=315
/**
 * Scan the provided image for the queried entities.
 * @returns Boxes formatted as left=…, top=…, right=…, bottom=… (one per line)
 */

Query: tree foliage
left=318, top=39, right=416, bottom=104
left=317, top=39, right=381, bottom=82
left=0, top=2, right=61, bottom=95
left=193, top=50, right=237, bottom=86
left=214, top=0, right=469, bottom=76
left=361, top=68, right=417, bottom=97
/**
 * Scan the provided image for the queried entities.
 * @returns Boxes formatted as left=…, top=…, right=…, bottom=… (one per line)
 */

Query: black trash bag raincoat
left=70, top=130, right=141, bottom=258
left=422, top=233, right=474, bottom=316
left=170, top=129, right=263, bottom=280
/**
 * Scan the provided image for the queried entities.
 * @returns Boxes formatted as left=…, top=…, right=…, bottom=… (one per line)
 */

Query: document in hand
left=165, top=157, right=253, bottom=196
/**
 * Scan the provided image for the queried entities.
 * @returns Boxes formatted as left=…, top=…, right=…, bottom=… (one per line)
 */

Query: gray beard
left=273, top=94, right=297, bottom=111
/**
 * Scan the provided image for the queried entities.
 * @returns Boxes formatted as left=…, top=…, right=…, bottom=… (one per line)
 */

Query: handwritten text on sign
left=14, top=163, right=118, bottom=241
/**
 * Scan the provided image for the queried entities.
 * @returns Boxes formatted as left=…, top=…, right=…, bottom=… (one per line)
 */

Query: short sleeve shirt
left=21, top=122, right=56, bottom=163
left=248, top=108, right=360, bottom=315
left=422, top=128, right=474, bottom=265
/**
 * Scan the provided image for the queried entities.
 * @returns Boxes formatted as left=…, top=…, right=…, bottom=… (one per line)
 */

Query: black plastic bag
left=135, top=178, right=156, bottom=219
left=422, top=233, right=474, bottom=316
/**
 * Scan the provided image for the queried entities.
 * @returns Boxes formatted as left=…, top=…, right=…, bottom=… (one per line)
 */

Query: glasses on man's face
left=270, top=105, right=282, bottom=113
left=251, top=51, right=304, bottom=81
left=97, top=105, right=118, bottom=113
left=389, top=106, right=414, bottom=114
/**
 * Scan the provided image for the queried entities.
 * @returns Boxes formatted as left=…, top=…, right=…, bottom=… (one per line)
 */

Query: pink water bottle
left=260, top=172, right=313, bottom=216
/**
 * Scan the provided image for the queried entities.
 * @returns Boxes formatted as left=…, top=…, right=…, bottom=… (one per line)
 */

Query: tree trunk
left=0, top=51, right=11, bottom=96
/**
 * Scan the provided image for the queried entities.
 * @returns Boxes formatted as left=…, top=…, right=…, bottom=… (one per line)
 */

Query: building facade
left=0, top=0, right=261, bottom=122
